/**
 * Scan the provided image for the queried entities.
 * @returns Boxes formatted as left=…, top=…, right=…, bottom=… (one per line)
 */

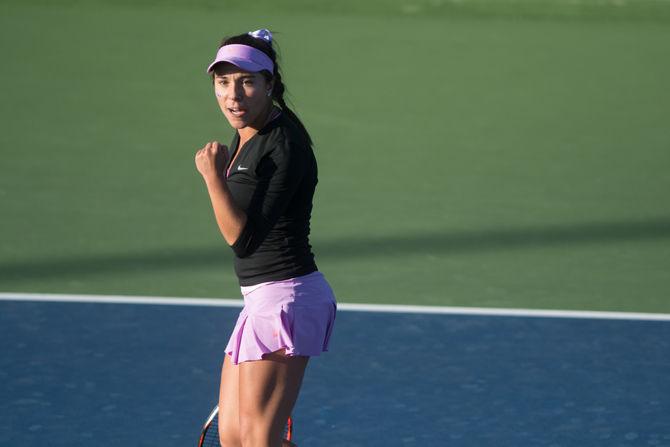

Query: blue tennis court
left=1, top=296, right=669, bottom=446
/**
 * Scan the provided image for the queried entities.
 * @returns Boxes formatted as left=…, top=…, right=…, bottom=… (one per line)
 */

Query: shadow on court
left=2, top=216, right=670, bottom=283
left=1, top=299, right=669, bottom=446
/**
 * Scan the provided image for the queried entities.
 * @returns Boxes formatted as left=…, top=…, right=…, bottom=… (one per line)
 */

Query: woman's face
left=213, top=63, right=273, bottom=131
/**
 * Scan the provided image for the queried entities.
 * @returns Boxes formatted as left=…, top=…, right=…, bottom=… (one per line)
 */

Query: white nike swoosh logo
left=238, top=166, right=249, bottom=171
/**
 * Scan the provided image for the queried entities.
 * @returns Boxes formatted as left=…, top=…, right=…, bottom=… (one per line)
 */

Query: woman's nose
left=229, top=82, right=243, bottom=100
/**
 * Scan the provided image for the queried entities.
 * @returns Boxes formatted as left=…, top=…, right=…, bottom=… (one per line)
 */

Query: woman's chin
left=225, top=115, right=250, bottom=129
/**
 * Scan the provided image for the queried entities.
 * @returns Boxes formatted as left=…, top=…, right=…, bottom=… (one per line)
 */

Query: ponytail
left=270, top=68, right=313, bottom=146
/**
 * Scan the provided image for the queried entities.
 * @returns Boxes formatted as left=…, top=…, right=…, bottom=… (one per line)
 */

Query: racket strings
left=199, top=414, right=220, bottom=447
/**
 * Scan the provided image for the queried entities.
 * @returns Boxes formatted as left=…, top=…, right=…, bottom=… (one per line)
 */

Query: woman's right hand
left=195, top=141, right=229, bottom=181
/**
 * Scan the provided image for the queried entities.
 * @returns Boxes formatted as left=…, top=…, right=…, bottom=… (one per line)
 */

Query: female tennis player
left=195, top=29, right=337, bottom=447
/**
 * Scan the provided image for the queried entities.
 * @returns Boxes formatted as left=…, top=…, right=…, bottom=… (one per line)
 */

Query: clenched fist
left=195, top=141, right=229, bottom=181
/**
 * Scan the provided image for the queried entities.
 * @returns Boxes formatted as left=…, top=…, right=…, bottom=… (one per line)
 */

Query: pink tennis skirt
left=225, top=270, right=337, bottom=365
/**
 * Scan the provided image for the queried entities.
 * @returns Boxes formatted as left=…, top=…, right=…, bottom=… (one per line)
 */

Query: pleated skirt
left=225, top=270, right=337, bottom=365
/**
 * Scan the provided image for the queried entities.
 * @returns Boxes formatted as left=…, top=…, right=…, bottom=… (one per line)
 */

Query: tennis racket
left=197, top=405, right=293, bottom=447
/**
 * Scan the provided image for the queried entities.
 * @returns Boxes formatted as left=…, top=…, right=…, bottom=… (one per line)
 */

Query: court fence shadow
left=1, top=216, right=669, bottom=284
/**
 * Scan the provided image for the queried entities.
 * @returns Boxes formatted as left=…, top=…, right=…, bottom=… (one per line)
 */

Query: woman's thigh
left=218, top=354, right=241, bottom=446
left=238, top=350, right=309, bottom=443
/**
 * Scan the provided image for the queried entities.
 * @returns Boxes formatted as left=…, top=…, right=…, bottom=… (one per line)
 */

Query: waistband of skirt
left=240, top=270, right=324, bottom=296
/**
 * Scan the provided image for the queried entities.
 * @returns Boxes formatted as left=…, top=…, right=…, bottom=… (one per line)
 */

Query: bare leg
left=238, top=349, right=309, bottom=447
left=218, top=354, right=241, bottom=447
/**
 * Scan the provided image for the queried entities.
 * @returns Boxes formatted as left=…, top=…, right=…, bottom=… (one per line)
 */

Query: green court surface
left=1, top=0, right=669, bottom=312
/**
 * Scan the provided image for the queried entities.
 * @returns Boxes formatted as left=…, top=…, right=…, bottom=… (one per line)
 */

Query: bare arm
left=195, top=141, right=247, bottom=246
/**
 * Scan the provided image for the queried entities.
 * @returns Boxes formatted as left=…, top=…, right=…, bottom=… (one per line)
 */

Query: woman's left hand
left=195, top=141, right=228, bottom=181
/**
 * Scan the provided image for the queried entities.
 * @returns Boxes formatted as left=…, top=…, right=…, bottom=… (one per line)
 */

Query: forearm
left=203, top=174, right=248, bottom=246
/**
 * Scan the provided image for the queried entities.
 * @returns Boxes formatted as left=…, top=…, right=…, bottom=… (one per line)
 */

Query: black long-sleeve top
left=225, top=110, right=318, bottom=286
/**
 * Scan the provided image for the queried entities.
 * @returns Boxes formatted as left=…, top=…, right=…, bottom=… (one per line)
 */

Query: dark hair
left=212, top=32, right=312, bottom=146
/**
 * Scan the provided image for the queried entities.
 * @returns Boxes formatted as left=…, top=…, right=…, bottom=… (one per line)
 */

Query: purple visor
left=206, top=44, right=274, bottom=74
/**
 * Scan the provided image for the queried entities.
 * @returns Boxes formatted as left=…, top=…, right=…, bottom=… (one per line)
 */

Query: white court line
left=1, top=292, right=669, bottom=321
left=0, top=292, right=244, bottom=308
